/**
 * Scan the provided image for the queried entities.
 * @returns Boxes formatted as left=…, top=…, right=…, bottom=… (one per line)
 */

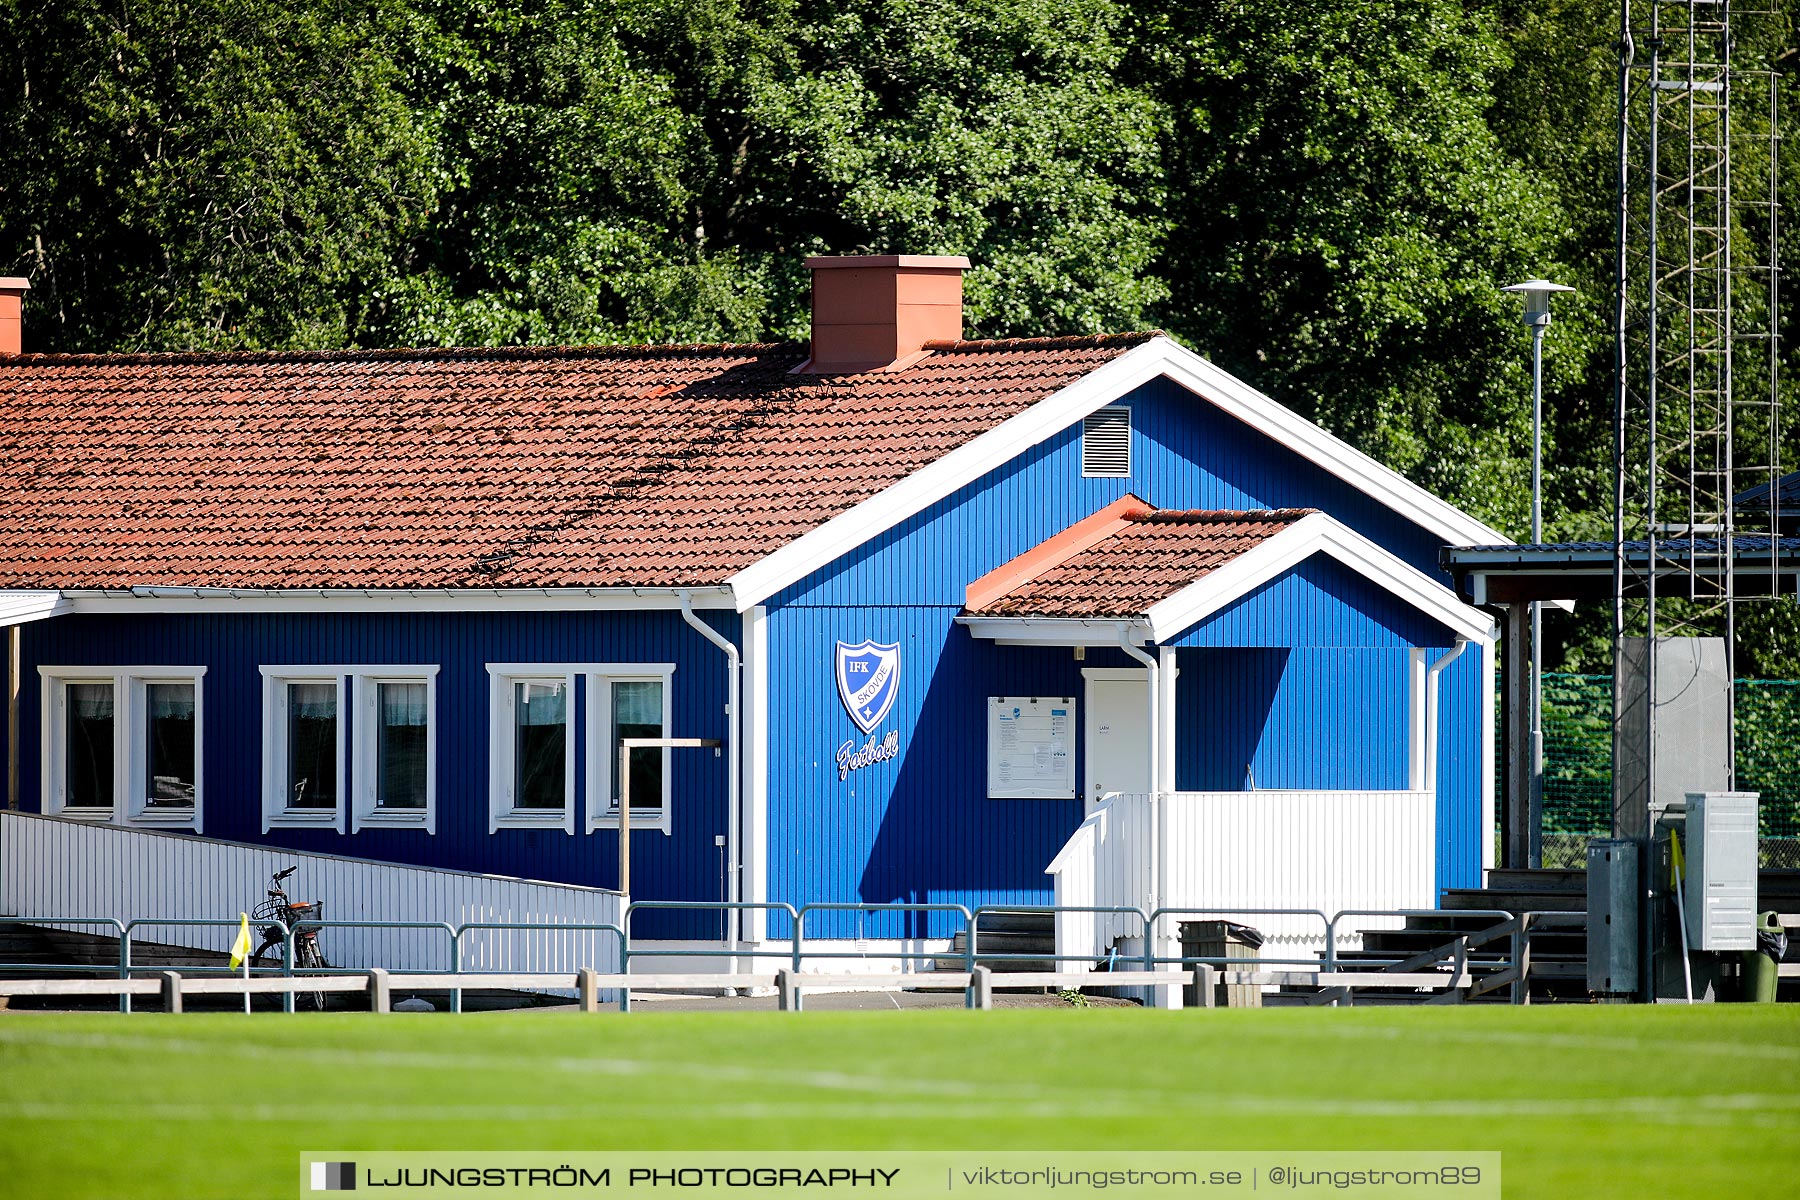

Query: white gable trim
left=726, top=336, right=1508, bottom=611
left=1144, top=512, right=1495, bottom=645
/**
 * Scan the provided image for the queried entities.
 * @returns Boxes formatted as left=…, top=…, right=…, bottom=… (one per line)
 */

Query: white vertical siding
left=1048, top=790, right=1435, bottom=957
left=0, top=811, right=622, bottom=974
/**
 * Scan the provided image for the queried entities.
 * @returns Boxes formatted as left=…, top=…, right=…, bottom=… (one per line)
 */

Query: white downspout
left=1424, top=638, right=1470, bottom=795
left=680, top=591, right=741, bottom=973
left=1117, top=630, right=1163, bottom=981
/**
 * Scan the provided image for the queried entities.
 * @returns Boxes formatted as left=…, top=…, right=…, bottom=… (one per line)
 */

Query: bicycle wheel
left=294, top=941, right=327, bottom=1011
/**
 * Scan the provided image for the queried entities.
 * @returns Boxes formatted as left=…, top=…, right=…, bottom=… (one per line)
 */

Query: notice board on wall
left=987, top=696, right=1076, bottom=799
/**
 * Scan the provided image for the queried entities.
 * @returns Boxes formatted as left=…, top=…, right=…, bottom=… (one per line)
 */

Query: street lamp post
left=1502, top=279, right=1573, bottom=869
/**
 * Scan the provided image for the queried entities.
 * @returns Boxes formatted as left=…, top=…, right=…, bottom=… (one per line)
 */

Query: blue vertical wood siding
left=1164, top=556, right=1458, bottom=649
left=1434, top=650, right=1485, bottom=891
left=16, top=610, right=739, bottom=939
left=766, top=606, right=1153, bottom=939
left=1173, top=647, right=1409, bottom=792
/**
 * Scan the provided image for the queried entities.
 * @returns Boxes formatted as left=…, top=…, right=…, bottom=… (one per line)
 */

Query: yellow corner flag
left=228, top=912, right=252, bottom=970
left=1670, top=829, right=1686, bottom=888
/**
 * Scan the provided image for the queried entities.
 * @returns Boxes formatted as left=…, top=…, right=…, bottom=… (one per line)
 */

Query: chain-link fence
left=1540, top=673, right=1800, bottom=869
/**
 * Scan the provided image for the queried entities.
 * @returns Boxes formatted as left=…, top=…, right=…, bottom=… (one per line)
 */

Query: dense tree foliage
left=2, top=0, right=1797, bottom=668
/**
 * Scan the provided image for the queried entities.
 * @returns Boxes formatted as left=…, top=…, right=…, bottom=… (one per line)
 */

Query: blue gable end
left=768, top=374, right=1450, bottom=611
left=1164, top=555, right=1461, bottom=649
left=758, top=368, right=1491, bottom=928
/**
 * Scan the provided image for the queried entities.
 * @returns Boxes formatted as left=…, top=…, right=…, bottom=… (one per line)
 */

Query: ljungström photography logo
left=310, top=1161, right=356, bottom=1191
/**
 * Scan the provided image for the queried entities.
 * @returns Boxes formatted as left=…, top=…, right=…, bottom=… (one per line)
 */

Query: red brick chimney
left=0, top=278, right=27, bottom=357
left=800, top=255, right=969, bottom=373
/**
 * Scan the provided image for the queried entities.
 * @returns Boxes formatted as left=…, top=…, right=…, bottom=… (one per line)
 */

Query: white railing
left=0, top=811, right=622, bottom=975
left=1047, top=790, right=1437, bottom=960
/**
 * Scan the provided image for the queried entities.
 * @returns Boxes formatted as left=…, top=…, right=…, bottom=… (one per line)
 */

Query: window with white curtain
left=264, top=666, right=441, bottom=835
left=40, top=667, right=206, bottom=831
left=487, top=667, right=578, bottom=834
left=261, top=669, right=345, bottom=832
left=589, top=674, right=674, bottom=833
left=351, top=670, right=439, bottom=833
left=485, top=663, right=677, bottom=836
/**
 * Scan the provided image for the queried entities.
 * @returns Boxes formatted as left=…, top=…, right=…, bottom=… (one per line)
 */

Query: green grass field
left=0, top=1005, right=1795, bottom=1199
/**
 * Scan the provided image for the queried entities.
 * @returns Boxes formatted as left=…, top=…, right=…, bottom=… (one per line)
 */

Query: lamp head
left=1502, top=279, right=1575, bottom=326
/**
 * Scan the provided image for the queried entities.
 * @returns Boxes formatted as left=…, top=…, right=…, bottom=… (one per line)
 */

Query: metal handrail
left=1, top=900, right=1559, bottom=1011
left=454, top=921, right=626, bottom=1014
left=794, top=902, right=972, bottom=964
left=288, top=919, right=457, bottom=1009
left=968, top=904, right=1149, bottom=969
left=793, top=903, right=974, bottom=1010
left=622, top=901, right=799, bottom=964
left=620, top=901, right=800, bottom=1011
left=1324, top=909, right=1517, bottom=994
left=125, top=916, right=293, bottom=1013
left=0, top=916, right=129, bottom=1012
left=1142, top=907, right=1333, bottom=970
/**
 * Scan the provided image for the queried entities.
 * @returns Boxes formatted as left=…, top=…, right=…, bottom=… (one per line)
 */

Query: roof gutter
left=5, top=586, right=738, bottom=614
left=118, top=586, right=734, bottom=601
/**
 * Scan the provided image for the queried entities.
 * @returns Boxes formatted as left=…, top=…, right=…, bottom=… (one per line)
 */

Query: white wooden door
left=1082, top=669, right=1150, bottom=815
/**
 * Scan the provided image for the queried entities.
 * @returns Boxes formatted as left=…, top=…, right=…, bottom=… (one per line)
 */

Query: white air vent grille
left=1081, top=408, right=1131, bottom=477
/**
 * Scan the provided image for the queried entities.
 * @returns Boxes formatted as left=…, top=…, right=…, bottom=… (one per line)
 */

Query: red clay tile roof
left=965, top=507, right=1316, bottom=618
left=0, top=333, right=1156, bottom=590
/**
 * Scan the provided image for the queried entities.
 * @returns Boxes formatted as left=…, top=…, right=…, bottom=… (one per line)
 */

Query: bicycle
left=252, top=865, right=331, bottom=1010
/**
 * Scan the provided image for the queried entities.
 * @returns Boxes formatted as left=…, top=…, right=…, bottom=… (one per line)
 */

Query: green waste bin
left=1742, top=912, right=1785, bottom=1004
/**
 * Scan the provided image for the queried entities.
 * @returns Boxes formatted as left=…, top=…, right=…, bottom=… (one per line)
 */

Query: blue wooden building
left=0, top=260, right=1503, bottom=960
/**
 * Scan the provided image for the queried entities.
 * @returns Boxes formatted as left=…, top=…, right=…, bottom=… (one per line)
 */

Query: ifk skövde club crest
left=835, top=639, right=901, bottom=734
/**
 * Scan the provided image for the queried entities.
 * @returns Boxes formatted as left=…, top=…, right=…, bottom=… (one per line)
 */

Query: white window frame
left=39, top=666, right=207, bottom=833
left=487, top=665, right=579, bottom=834
left=351, top=667, right=440, bottom=834
left=586, top=665, right=677, bottom=835
left=260, top=667, right=347, bottom=833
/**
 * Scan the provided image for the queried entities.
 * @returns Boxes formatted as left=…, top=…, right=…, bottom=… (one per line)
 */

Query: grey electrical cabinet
left=1684, top=792, right=1758, bottom=951
left=1587, top=839, right=1639, bottom=994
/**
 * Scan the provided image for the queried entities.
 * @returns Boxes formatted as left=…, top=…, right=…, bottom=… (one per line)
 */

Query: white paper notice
left=987, top=696, right=1076, bottom=799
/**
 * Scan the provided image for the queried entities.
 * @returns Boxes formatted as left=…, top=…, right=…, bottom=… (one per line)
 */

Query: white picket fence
left=0, top=811, right=623, bottom=975
left=1046, top=790, right=1437, bottom=961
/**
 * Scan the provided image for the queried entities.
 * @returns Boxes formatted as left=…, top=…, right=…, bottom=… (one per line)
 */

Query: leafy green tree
left=377, top=0, right=1168, bottom=345
left=0, top=0, right=440, bottom=351
left=1130, top=0, right=1599, bottom=539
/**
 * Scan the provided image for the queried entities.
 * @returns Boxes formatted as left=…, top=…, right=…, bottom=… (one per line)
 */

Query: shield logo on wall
left=835, top=639, right=901, bottom=734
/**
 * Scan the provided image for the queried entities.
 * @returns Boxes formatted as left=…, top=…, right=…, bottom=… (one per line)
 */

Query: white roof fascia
left=1143, top=513, right=1496, bottom=646
left=726, top=339, right=1178, bottom=611
left=954, top=616, right=1153, bottom=647
left=58, top=587, right=736, bottom=615
left=727, top=335, right=1507, bottom=612
left=0, top=590, right=72, bottom=627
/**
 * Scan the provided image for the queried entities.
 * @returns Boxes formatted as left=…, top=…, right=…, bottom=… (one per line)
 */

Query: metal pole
left=618, top=744, right=632, bottom=897
left=7, top=624, right=18, bottom=810
left=1529, top=319, right=1547, bottom=869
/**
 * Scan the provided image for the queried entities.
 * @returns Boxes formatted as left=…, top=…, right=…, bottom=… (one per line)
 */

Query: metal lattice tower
left=1612, top=0, right=1784, bottom=807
